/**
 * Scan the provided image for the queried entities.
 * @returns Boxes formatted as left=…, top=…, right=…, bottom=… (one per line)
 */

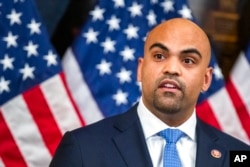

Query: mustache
left=157, top=74, right=185, bottom=91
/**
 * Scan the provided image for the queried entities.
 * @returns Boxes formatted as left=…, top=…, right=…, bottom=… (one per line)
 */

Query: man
left=50, top=18, right=250, bottom=167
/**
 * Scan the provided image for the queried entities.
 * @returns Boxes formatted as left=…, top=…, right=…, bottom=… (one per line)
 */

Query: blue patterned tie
left=158, top=129, right=184, bottom=167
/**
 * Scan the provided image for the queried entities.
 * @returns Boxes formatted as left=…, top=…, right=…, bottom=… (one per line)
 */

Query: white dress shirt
left=137, top=98, right=197, bottom=167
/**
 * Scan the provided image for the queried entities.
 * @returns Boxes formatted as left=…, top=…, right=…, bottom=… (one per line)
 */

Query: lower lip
left=159, top=87, right=180, bottom=93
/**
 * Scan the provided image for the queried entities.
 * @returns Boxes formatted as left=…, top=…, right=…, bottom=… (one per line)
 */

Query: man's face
left=137, top=19, right=212, bottom=124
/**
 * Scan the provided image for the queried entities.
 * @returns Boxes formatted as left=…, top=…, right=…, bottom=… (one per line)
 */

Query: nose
left=162, top=57, right=181, bottom=76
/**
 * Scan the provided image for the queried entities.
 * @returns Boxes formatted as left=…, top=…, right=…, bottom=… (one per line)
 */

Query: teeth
left=165, top=83, right=175, bottom=88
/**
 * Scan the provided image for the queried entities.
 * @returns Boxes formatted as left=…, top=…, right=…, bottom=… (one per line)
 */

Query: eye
left=153, top=53, right=165, bottom=60
left=183, top=58, right=195, bottom=64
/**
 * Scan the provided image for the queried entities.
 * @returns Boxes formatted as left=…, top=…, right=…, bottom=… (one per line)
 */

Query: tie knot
left=158, top=129, right=184, bottom=143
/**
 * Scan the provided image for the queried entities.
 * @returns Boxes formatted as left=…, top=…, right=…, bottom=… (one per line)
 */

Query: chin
left=154, top=101, right=181, bottom=114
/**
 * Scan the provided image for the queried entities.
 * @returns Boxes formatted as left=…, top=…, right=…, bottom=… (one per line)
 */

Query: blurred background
left=2, top=1, right=250, bottom=166
left=35, top=0, right=250, bottom=80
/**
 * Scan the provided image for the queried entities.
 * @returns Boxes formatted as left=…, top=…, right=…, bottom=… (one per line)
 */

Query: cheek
left=140, top=66, right=159, bottom=91
left=184, top=72, right=205, bottom=93
left=142, top=66, right=161, bottom=83
left=141, top=70, right=153, bottom=87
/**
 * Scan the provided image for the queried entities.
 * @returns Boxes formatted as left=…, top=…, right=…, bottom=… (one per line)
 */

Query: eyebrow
left=149, top=43, right=168, bottom=51
left=149, top=42, right=202, bottom=58
left=182, top=48, right=202, bottom=58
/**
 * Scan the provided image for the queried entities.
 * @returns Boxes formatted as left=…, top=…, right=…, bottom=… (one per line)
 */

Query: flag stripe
left=62, top=48, right=104, bottom=125
left=59, top=72, right=86, bottom=126
left=0, top=112, right=27, bottom=167
left=40, top=74, right=83, bottom=134
left=23, top=85, right=62, bottom=156
left=0, top=158, right=6, bottom=167
left=231, top=52, right=250, bottom=113
left=208, top=88, right=249, bottom=143
left=226, top=79, right=250, bottom=139
left=196, top=101, right=221, bottom=130
left=1, top=96, right=52, bottom=167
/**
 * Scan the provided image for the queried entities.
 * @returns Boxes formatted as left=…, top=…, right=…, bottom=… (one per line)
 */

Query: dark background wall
left=35, top=0, right=69, bottom=36
left=35, top=0, right=250, bottom=79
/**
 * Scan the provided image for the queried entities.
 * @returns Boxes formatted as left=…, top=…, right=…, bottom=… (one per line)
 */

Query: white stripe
left=231, top=52, right=250, bottom=114
left=62, top=48, right=104, bottom=125
left=0, top=158, right=5, bottom=167
left=1, top=96, right=51, bottom=167
left=40, top=74, right=82, bottom=133
left=208, top=88, right=250, bottom=144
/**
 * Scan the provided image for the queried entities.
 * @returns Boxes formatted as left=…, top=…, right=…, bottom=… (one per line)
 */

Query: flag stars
left=27, top=19, right=41, bottom=35
left=90, top=6, right=105, bottom=21
left=112, top=0, right=125, bottom=8
left=0, top=77, right=10, bottom=94
left=151, top=0, right=158, bottom=4
left=123, top=24, right=139, bottom=39
left=112, top=89, right=128, bottom=106
left=161, top=0, right=175, bottom=13
left=19, top=63, right=35, bottom=80
left=23, top=41, right=39, bottom=57
left=178, top=5, right=192, bottom=19
left=147, top=10, right=157, bottom=26
left=96, top=59, right=112, bottom=75
left=136, top=81, right=142, bottom=92
left=128, top=2, right=143, bottom=17
left=0, top=3, right=2, bottom=15
left=6, top=9, right=22, bottom=25
left=116, top=68, right=132, bottom=84
left=106, top=15, right=121, bottom=31
left=213, top=64, right=224, bottom=80
left=120, top=46, right=135, bottom=61
left=43, top=50, right=58, bottom=66
left=3, top=31, right=18, bottom=48
left=83, top=28, right=99, bottom=44
left=0, top=54, right=15, bottom=71
left=101, top=37, right=116, bottom=53
left=14, top=0, right=25, bottom=2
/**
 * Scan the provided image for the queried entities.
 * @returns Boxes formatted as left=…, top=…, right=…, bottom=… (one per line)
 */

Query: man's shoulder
left=70, top=104, right=139, bottom=138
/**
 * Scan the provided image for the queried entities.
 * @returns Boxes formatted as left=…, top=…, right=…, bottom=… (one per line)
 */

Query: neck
left=152, top=108, right=194, bottom=127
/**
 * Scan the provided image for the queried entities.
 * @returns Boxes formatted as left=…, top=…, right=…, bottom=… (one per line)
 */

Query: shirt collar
left=137, top=98, right=197, bottom=141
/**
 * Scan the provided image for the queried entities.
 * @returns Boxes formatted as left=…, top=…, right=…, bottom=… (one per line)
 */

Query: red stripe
left=0, top=111, right=27, bottom=167
left=226, top=79, right=250, bottom=139
left=22, top=86, right=62, bottom=156
left=60, top=72, right=86, bottom=126
left=196, top=100, right=222, bottom=130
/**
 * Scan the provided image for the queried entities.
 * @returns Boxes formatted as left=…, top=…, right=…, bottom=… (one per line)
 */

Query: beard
left=152, top=77, right=186, bottom=115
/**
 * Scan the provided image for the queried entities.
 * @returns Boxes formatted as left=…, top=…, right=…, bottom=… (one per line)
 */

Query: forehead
left=148, top=21, right=205, bottom=45
left=145, top=19, right=210, bottom=56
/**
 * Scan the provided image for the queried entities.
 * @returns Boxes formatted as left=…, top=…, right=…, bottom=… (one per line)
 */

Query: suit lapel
left=112, top=106, right=229, bottom=167
left=195, top=118, right=227, bottom=167
left=112, top=106, right=153, bottom=167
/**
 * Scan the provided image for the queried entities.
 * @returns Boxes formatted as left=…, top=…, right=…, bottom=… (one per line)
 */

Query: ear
left=137, top=57, right=143, bottom=82
left=201, top=67, right=213, bottom=92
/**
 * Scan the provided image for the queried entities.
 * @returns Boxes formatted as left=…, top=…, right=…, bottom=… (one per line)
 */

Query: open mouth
left=158, top=79, right=181, bottom=91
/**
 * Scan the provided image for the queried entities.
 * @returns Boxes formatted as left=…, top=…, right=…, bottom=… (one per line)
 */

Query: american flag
left=0, top=0, right=83, bottom=166
left=197, top=43, right=250, bottom=144
left=227, top=44, right=250, bottom=142
left=63, top=0, right=250, bottom=146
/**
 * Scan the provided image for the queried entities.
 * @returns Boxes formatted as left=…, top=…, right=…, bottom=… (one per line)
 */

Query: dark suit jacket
left=50, top=104, right=250, bottom=167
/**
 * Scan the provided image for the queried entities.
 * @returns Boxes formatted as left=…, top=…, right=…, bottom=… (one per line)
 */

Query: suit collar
left=195, top=118, right=226, bottom=167
left=137, top=99, right=197, bottom=141
left=112, top=104, right=153, bottom=167
left=111, top=106, right=227, bottom=167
